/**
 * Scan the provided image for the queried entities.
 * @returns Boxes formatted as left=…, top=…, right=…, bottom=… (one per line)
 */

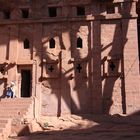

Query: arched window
left=49, top=38, right=55, bottom=48
left=77, top=37, right=83, bottom=48
left=24, top=39, right=30, bottom=49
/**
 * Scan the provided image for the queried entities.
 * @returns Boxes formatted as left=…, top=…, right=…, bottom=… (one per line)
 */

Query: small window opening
left=49, top=38, right=55, bottom=48
left=77, top=37, right=83, bottom=48
left=76, top=63, right=82, bottom=73
left=3, top=10, right=10, bottom=19
left=22, top=9, right=29, bottom=18
left=0, top=66, right=4, bottom=74
left=77, top=6, right=85, bottom=16
left=24, top=39, right=30, bottom=49
left=48, top=7, right=57, bottom=17
left=109, top=61, right=116, bottom=71
left=107, top=4, right=115, bottom=14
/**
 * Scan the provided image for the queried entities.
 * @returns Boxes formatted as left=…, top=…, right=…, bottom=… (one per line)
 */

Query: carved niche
left=102, top=56, right=122, bottom=78
left=42, top=58, right=60, bottom=79
left=69, top=58, right=88, bottom=80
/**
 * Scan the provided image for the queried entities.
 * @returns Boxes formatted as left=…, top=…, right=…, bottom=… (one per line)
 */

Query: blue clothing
left=6, top=88, right=13, bottom=98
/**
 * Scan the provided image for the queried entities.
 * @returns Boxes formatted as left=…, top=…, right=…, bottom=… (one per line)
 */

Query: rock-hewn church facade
left=0, top=0, right=140, bottom=118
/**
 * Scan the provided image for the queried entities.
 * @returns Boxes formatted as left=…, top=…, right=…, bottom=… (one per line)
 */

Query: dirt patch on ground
left=8, top=114, right=140, bottom=140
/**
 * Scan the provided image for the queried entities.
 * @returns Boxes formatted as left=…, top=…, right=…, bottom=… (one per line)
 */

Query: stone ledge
left=0, top=14, right=137, bottom=25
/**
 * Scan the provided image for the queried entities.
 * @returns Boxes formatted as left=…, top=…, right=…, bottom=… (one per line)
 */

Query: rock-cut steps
left=0, top=98, right=34, bottom=138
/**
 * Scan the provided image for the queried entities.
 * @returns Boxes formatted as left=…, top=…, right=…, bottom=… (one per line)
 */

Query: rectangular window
left=3, top=10, right=10, bottom=19
left=77, top=6, right=85, bottom=16
left=48, top=7, right=57, bottom=17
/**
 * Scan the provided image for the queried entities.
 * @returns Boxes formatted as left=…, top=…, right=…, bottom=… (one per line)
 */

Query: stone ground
left=7, top=114, right=140, bottom=140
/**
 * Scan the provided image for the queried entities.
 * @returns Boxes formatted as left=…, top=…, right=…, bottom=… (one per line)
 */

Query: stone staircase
left=0, top=98, right=34, bottom=138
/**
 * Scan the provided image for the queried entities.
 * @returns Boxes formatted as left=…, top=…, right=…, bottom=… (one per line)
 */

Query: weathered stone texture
left=0, top=26, right=9, bottom=61
left=0, top=0, right=139, bottom=117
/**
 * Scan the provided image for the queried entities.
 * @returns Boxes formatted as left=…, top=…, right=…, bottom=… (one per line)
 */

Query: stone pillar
left=122, top=18, right=140, bottom=114
left=8, top=25, right=19, bottom=84
left=92, top=21, right=102, bottom=114
left=33, top=24, right=43, bottom=95
left=61, top=27, right=72, bottom=115
left=32, top=24, right=43, bottom=119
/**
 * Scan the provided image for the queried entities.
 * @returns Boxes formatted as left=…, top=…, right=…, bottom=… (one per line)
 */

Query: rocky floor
left=8, top=114, right=140, bottom=140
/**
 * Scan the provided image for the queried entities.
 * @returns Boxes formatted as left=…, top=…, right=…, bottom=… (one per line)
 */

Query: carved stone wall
left=0, top=0, right=139, bottom=117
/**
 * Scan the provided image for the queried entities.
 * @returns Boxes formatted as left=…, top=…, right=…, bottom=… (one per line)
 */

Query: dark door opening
left=21, top=70, right=31, bottom=97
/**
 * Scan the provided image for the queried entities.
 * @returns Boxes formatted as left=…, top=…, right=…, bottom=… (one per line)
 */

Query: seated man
left=6, top=86, right=13, bottom=98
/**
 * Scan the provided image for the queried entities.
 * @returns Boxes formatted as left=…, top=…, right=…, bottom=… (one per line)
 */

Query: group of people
left=6, top=81, right=17, bottom=98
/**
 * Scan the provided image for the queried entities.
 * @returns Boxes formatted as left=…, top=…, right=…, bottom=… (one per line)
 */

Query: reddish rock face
left=0, top=0, right=139, bottom=117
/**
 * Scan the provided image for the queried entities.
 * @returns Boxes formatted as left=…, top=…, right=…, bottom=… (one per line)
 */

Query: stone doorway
left=21, top=70, right=31, bottom=97
left=17, top=66, right=32, bottom=98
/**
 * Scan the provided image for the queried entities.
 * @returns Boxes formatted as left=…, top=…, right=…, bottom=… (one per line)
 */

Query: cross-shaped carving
left=48, top=65, right=54, bottom=72
left=109, top=61, right=116, bottom=71
left=76, top=63, right=82, bottom=73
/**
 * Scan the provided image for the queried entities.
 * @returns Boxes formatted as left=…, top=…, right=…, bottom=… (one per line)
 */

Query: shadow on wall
left=0, top=0, right=138, bottom=119
left=40, top=22, right=92, bottom=116
left=33, top=0, right=136, bottom=116
left=0, top=0, right=140, bottom=139
left=101, top=20, right=127, bottom=115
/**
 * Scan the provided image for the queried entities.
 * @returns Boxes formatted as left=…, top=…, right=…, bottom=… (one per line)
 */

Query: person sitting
left=10, top=81, right=17, bottom=98
left=6, top=86, right=13, bottom=98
